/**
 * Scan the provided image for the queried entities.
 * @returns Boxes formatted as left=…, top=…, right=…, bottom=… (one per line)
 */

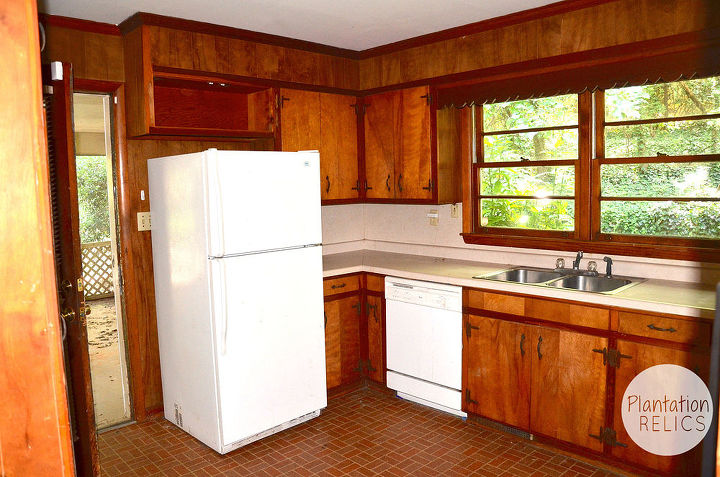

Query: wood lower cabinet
left=280, top=88, right=359, bottom=202
left=612, top=340, right=709, bottom=475
left=465, top=314, right=607, bottom=451
left=366, top=293, right=385, bottom=383
left=465, top=315, right=531, bottom=430
left=464, top=287, right=712, bottom=475
left=529, top=326, right=607, bottom=452
left=323, top=294, right=361, bottom=389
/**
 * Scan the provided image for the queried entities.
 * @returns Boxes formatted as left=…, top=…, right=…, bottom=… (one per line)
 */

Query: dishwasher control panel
left=385, top=276, right=462, bottom=312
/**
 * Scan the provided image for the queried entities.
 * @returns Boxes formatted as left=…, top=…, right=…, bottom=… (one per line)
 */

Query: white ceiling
left=39, top=0, right=558, bottom=50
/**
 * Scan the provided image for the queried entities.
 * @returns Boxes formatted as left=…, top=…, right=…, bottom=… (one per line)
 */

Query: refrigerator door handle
left=218, top=258, right=229, bottom=355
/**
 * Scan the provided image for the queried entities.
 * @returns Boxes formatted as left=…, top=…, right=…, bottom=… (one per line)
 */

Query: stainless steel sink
left=477, top=267, right=565, bottom=284
left=475, top=265, right=644, bottom=295
left=548, top=275, right=640, bottom=294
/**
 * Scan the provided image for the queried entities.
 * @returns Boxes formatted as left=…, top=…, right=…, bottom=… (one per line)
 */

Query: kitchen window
left=465, top=76, right=719, bottom=260
left=595, top=77, right=720, bottom=242
left=473, top=93, right=588, bottom=237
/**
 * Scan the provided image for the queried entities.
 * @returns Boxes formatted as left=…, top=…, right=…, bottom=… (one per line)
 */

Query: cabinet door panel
left=339, top=297, right=362, bottom=385
left=366, top=295, right=384, bottom=383
left=279, top=89, right=320, bottom=153
left=364, top=91, right=398, bottom=199
left=612, top=340, right=708, bottom=475
left=397, top=86, right=432, bottom=200
left=323, top=300, right=341, bottom=389
left=465, top=315, right=531, bottom=429
left=320, top=93, right=358, bottom=200
left=530, top=328, right=607, bottom=451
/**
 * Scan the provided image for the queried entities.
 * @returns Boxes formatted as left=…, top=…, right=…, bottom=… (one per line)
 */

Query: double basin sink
left=475, top=267, right=644, bottom=295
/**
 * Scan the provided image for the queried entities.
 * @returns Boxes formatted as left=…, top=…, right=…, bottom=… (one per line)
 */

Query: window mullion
left=591, top=90, right=604, bottom=241
left=577, top=91, right=593, bottom=241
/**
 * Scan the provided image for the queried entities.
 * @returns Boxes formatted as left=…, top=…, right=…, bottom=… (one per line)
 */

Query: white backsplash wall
left=323, top=203, right=720, bottom=284
left=321, top=204, right=364, bottom=252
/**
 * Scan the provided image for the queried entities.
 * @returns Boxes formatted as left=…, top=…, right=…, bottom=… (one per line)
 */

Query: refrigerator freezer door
left=209, top=245, right=327, bottom=448
left=206, top=150, right=322, bottom=257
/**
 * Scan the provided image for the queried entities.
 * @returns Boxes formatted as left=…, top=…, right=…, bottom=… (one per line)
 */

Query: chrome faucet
left=603, top=256, right=613, bottom=278
left=572, top=251, right=583, bottom=270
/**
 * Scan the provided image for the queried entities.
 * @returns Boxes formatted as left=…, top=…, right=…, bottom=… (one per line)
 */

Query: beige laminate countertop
left=323, top=250, right=717, bottom=319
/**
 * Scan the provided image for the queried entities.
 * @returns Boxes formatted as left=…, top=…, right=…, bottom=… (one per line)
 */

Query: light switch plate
left=450, top=204, right=459, bottom=218
left=137, top=212, right=152, bottom=231
left=427, top=209, right=439, bottom=226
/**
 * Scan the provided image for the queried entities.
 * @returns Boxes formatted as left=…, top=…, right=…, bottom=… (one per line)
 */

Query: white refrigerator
left=148, top=149, right=327, bottom=454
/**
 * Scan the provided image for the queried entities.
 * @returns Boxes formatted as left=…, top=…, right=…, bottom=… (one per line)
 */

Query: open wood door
left=44, top=61, right=100, bottom=476
left=0, top=1, right=74, bottom=474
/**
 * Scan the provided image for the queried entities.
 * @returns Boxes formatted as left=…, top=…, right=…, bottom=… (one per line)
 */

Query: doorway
left=73, top=92, right=132, bottom=430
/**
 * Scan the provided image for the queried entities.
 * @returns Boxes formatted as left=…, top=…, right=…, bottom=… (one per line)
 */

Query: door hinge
left=589, top=427, right=627, bottom=447
left=366, top=302, right=378, bottom=323
left=465, top=389, right=478, bottom=405
left=465, top=322, right=480, bottom=338
left=592, top=347, right=632, bottom=368
left=354, top=359, right=376, bottom=374
left=77, top=278, right=84, bottom=292
left=350, top=103, right=362, bottom=116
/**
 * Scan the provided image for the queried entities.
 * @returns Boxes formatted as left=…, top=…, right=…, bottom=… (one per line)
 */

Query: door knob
left=83, top=304, right=91, bottom=316
left=60, top=308, right=76, bottom=322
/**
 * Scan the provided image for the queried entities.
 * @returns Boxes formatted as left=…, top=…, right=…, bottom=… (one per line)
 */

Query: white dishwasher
left=385, top=276, right=466, bottom=417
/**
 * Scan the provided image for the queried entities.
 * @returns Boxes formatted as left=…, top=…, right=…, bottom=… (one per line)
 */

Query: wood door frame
left=73, top=78, right=145, bottom=423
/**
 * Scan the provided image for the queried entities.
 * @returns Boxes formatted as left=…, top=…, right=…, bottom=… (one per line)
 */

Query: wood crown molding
left=39, top=13, right=121, bottom=36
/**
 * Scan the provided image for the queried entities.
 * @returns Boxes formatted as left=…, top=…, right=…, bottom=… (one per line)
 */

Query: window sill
left=461, top=233, right=720, bottom=263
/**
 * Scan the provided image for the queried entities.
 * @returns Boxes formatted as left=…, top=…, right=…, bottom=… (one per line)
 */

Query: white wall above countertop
left=320, top=203, right=720, bottom=286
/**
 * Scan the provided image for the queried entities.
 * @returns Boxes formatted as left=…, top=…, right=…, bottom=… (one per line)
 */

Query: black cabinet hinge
left=421, top=93, right=433, bottom=105
left=351, top=302, right=361, bottom=316
left=465, top=389, right=478, bottom=405
left=592, top=347, right=632, bottom=368
left=466, top=322, right=479, bottom=338
left=589, top=427, right=627, bottom=447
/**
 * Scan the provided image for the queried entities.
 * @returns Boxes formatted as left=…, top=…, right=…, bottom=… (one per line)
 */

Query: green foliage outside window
left=76, top=156, right=111, bottom=243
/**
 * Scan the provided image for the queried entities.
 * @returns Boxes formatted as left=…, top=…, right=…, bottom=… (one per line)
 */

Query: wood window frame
left=462, top=88, right=720, bottom=263
left=591, top=89, right=720, bottom=253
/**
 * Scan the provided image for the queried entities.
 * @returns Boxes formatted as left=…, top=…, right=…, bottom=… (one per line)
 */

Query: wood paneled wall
left=43, top=26, right=125, bottom=82
left=359, top=0, right=720, bottom=89
left=148, top=26, right=359, bottom=90
left=1, top=0, right=74, bottom=474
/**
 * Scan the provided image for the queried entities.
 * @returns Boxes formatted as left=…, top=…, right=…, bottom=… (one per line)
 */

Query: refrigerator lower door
left=209, top=245, right=327, bottom=451
left=206, top=150, right=322, bottom=257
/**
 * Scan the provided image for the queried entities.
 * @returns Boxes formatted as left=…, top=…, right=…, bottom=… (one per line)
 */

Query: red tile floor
left=99, top=386, right=626, bottom=476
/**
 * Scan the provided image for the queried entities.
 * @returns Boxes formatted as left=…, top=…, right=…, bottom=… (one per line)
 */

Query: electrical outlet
left=427, top=209, right=439, bottom=226
left=137, top=212, right=152, bottom=231
left=450, top=204, right=459, bottom=218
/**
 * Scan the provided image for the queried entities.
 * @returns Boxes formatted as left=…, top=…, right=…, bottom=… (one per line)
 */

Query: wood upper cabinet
left=123, top=26, right=275, bottom=140
left=363, top=85, right=461, bottom=203
left=612, top=340, right=709, bottom=475
left=279, top=89, right=359, bottom=202
left=364, top=90, right=399, bottom=200
left=465, top=315, right=531, bottom=430
left=397, top=87, right=433, bottom=200
left=366, top=294, right=384, bottom=383
left=529, top=326, right=607, bottom=452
